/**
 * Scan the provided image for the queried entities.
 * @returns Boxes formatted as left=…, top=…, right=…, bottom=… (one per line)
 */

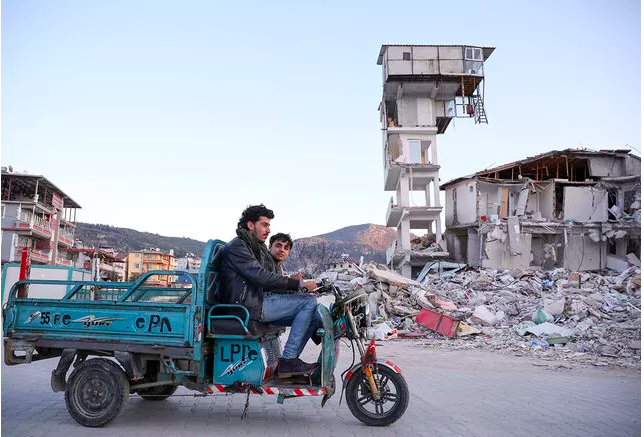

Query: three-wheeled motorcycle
left=2, top=240, right=409, bottom=427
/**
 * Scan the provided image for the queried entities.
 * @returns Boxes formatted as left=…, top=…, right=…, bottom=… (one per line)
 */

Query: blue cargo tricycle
left=2, top=240, right=409, bottom=427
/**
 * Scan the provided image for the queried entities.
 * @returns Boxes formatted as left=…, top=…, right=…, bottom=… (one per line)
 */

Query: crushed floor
left=319, top=262, right=641, bottom=368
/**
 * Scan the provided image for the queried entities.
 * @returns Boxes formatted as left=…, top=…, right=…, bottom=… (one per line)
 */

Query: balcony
left=56, top=257, right=73, bottom=267
left=57, top=230, right=74, bottom=248
left=386, top=201, right=442, bottom=228
left=15, top=247, right=51, bottom=264
left=144, top=258, right=169, bottom=266
left=8, top=212, right=53, bottom=239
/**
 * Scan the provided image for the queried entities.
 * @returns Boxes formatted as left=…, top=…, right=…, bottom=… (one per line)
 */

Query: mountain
left=74, top=223, right=207, bottom=257
left=317, top=223, right=396, bottom=252
left=294, top=224, right=396, bottom=264
left=74, top=222, right=396, bottom=262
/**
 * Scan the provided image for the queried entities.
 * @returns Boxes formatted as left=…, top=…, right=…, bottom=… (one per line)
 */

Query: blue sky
left=2, top=0, right=641, bottom=242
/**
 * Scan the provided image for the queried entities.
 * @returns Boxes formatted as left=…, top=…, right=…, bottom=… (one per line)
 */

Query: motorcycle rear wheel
left=345, top=365, right=409, bottom=426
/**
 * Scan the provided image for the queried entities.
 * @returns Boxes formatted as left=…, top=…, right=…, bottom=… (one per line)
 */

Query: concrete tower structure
left=377, top=44, right=495, bottom=278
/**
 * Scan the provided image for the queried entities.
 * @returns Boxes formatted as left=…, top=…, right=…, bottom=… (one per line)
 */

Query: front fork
left=345, top=308, right=381, bottom=400
left=361, top=340, right=381, bottom=400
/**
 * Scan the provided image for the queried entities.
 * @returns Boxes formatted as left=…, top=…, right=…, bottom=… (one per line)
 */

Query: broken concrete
left=318, top=260, right=641, bottom=368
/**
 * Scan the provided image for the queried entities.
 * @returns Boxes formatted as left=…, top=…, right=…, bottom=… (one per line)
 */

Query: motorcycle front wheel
left=345, top=365, right=409, bottom=426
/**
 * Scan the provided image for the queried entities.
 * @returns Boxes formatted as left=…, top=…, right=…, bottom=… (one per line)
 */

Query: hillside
left=74, top=222, right=397, bottom=262
left=293, top=223, right=397, bottom=264
left=75, top=223, right=207, bottom=257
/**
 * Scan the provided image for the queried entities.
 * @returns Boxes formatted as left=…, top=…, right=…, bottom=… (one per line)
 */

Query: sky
left=1, top=0, right=641, bottom=243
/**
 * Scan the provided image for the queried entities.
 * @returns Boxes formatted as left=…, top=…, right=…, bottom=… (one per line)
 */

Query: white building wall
left=563, top=187, right=608, bottom=222
left=536, top=182, right=555, bottom=220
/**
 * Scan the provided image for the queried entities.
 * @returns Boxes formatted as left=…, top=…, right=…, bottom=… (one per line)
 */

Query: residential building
left=377, top=44, right=494, bottom=278
left=1, top=168, right=81, bottom=267
left=127, top=249, right=177, bottom=286
left=176, top=254, right=201, bottom=271
left=68, top=246, right=127, bottom=281
left=440, top=149, right=641, bottom=271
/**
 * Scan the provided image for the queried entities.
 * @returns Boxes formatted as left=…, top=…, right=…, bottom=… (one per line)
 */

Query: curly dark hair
left=237, top=204, right=274, bottom=229
left=269, top=232, right=293, bottom=249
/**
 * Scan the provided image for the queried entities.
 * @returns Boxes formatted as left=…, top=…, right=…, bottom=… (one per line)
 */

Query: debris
left=470, top=305, right=496, bottom=326
left=543, top=298, right=566, bottom=317
left=524, top=322, right=572, bottom=338
left=626, top=253, right=641, bottom=267
left=416, top=308, right=461, bottom=338
left=316, top=260, right=641, bottom=368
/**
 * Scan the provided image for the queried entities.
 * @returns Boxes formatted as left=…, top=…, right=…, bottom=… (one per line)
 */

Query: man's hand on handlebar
left=290, top=273, right=304, bottom=281
left=299, top=280, right=318, bottom=293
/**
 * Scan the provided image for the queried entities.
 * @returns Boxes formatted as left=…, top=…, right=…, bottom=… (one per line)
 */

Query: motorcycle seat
left=207, top=304, right=285, bottom=339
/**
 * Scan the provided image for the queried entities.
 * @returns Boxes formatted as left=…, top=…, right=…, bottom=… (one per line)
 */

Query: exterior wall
left=564, top=233, right=605, bottom=271
left=563, top=187, right=608, bottom=222
left=398, top=97, right=417, bottom=126
left=624, top=155, right=641, bottom=176
left=482, top=233, right=532, bottom=269
left=445, top=180, right=478, bottom=226
left=1, top=232, right=15, bottom=262
left=1, top=203, right=20, bottom=228
left=535, top=182, right=555, bottom=219
left=588, top=156, right=626, bottom=177
left=467, top=228, right=481, bottom=267
left=438, top=46, right=463, bottom=74
left=477, top=182, right=501, bottom=219
left=384, top=46, right=465, bottom=76
left=127, top=252, right=143, bottom=279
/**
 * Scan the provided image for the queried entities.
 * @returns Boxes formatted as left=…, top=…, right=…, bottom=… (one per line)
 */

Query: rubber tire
left=136, top=384, right=178, bottom=401
left=346, top=365, right=409, bottom=426
left=65, top=358, right=130, bottom=427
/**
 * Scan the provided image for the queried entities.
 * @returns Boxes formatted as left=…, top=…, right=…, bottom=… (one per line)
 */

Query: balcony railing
left=15, top=247, right=51, bottom=263
left=15, top=212, right=52, bottom=238
left=58, top=229, right=74, bottom=247
left=56, top=258, right=73, bottom=267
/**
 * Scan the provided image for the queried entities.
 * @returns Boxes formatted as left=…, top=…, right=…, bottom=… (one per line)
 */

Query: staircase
left=472, top=94, right=488, bottom=124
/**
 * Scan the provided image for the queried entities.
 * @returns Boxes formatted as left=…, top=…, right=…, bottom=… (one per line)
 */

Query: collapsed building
left=376, top=44, right=495, bottom=278
left=440, top=149, right=641, bottom=271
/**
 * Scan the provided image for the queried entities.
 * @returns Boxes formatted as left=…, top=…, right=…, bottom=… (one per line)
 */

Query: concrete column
left=425, top=182, right=432, bottom=207
left=50, top=209, right=61, bottom=266
left=433, top=176, right=441, bottom=209
left=430, top=137, right=438, bottom=164
left=399, top=171, right=410, bottom=207
left=400, top=262, right=412, bottom=278
left=399, top=217, right=411, bottom=250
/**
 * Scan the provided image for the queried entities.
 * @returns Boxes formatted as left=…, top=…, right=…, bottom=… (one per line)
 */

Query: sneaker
left=275, top=358, right=320, bottom=378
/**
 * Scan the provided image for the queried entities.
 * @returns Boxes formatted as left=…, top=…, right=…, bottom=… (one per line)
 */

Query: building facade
left=176, top=255, right=201, bottom=271
left=441, top=149, right=641, bottom=271
left=377, top=44, right=494, bottom=278
left=1, top=168, right=81, bottom=267
left=127, top=249, right=177, bottom=286
left=68, top=246, right=127, bottom=282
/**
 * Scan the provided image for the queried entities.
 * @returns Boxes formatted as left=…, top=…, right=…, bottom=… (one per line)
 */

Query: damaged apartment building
left=441, top=149, right=641, bottom=272
left=377, top=44, right=494, bottom=278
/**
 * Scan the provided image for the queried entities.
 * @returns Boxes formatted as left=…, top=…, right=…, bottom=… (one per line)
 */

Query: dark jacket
left=219, top=237, right=299, bottom=320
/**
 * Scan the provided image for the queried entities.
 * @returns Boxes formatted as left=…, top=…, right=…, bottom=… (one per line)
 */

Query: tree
left=285, top=240, right=342, bottom=277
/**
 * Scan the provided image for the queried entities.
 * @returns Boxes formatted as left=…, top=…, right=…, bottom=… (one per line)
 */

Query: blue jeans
left=262, top=293, right=318, bottom=359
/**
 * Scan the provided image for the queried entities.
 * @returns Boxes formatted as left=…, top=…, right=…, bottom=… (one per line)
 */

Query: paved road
left=1, top=341, right=640, bottom=437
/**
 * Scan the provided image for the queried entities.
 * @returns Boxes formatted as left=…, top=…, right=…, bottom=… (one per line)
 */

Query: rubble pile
left=319, top=263, right=641, bottom=367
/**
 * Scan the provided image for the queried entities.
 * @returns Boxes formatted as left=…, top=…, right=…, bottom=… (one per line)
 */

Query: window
left=408, top=140, right=421, bottom=163
left=464, top=47, right=483, bottom=61
left=402, top=52, right=411, bottom=61
left=134, top=263, right=140, bottom=269
left=1, top=205, right=5, bottom=218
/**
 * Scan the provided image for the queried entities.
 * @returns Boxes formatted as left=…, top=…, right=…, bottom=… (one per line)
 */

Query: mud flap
left=51, top=349, right=76, bottom=392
